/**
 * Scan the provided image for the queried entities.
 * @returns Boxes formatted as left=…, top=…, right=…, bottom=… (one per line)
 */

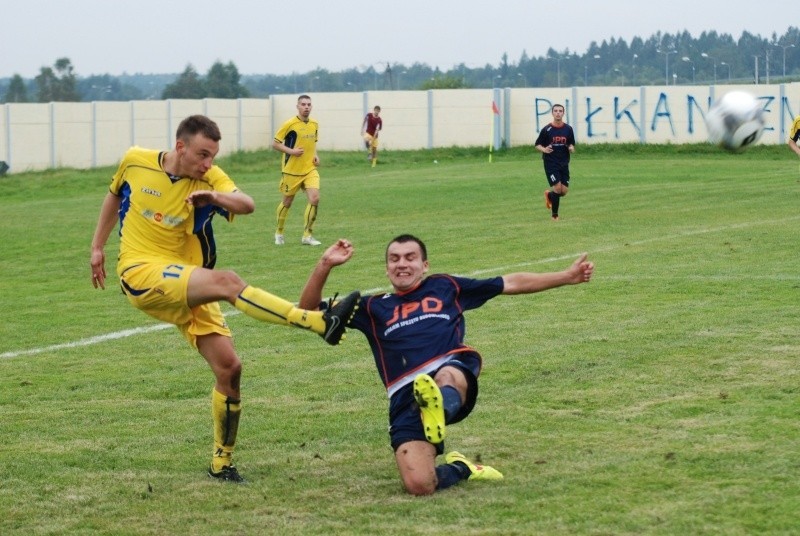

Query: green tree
left=419, top=75, right=468, bottom=90
left=35, top=67, right=58, bottom=102
left=206, top=61, right=249, bottom=98
left=4, top=74, right=28, bottom=103
left=162, top=65, right=206, bottom=99
left=34, top=58, right=80, bottom=102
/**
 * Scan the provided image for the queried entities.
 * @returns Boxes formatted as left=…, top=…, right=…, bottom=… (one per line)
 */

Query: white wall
left=2, top=83, right=799, bottom=174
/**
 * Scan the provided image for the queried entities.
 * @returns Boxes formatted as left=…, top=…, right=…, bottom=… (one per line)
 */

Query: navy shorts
left=544, top=161, right=570, bottom=187
left=388, top=351, right=482, bottom=453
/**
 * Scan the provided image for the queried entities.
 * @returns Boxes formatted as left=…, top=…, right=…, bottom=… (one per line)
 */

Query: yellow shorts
left=118, top=263, right=231, bottom=347
left=279, top=169, right=320, bottom=197
left=363, top=133, right=379, bottom=149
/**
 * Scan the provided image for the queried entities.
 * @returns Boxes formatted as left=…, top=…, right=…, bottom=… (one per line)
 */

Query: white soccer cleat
left=301, top=236, right=322, bottom=246
left=274, top=233, right=285, bottom=245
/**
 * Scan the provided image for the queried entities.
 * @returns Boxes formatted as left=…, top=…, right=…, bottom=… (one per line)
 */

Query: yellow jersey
left=790, top=116, right=800, bottom=143
left=109, top=147, right=237, bottom=271
left=274, top=116, right=319, bottom=175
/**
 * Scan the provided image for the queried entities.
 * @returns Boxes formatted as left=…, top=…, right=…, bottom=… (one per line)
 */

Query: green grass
left=1, top=144, right=799, bottom=535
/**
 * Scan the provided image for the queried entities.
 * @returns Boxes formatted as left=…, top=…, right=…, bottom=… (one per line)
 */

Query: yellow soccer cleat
left=413, top=374, right=446, bottom=444
left=445, top=451, right=503, bottom=481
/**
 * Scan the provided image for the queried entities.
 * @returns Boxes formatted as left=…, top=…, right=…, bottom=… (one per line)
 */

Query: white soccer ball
left=705, top=91, right=765, bottom=152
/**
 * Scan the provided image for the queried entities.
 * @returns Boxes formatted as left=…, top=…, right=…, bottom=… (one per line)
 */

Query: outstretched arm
left=90, top=192, right=122, bottom=290
left=501, top=253, right=594, bottom=295
left=299, top=239, right=355, bottom=309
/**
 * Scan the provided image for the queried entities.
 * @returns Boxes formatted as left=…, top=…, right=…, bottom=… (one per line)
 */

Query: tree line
left=1, top=59, right=249, bottom=103
left=2, top=27, right=799, bottom=103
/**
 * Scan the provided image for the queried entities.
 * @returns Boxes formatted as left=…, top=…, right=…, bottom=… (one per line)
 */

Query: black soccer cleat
left=322, top=290, right=360, bottom=345
left=208, top=465, right=246, bottom=484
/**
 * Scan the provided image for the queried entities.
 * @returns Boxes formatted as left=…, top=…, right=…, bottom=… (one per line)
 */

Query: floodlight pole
left=720, top=62, right=731, bottom=82
left=701, top=52, right=716, bottom=85
left=556, top=56, right=562, bottom=88
left=657, top=49, right=677, bottom=86
left=753, top=55, right=759, bottom=84
left=774, top=43, right=796, bottom=78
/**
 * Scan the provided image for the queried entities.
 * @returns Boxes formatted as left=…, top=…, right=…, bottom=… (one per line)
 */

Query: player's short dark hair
left=374, top=105, right=381, bottom=111
left=552, top=103, right=565, bottom=112
left=387, top=234, right=427, bottom=261
left=176, top=115, right=221, bottom=143
left=298, top=94, right=311, bottom=101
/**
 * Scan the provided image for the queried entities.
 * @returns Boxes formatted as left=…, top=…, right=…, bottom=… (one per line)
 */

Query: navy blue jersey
left=535, top=122, right=575, bottom=166
left=348, top=274, right=504, bottom=398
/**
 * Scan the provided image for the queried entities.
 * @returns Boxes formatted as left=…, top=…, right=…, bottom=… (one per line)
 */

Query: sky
left=2, top=0, right=795, bottom=79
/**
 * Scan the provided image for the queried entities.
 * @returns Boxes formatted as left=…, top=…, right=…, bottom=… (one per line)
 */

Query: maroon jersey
left=364, top=113, right=383, bottom=136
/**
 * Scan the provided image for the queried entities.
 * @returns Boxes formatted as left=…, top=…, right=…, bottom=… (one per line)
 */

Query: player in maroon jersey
left=361, top=105, right=383, bottom=164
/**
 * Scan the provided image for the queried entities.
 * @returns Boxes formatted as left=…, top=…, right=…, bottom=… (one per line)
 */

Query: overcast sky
left=2, top=0, right=795, bottom=79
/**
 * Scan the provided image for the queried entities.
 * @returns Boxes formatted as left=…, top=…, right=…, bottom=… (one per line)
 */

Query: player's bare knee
left=227, top=360, right=242, bottom=382
left=214, top=357, right=241, bottom=378
left=215, top=270, right=247, bottom=301
left=403, top=476, right=436, bottom=496
left=436, top=367, right=467, bottom=395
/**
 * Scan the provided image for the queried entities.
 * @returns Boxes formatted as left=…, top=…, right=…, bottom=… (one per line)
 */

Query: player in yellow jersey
left=89, top=115, right=359, bottom=483
left=272, top=94, right=323, bottom=246
left=788, top=115, right=800, bottom=158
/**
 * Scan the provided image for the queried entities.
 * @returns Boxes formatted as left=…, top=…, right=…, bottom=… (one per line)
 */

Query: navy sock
left=441, top=385, right=462, bottom=423
left=435, top=461, right=470, bottom=490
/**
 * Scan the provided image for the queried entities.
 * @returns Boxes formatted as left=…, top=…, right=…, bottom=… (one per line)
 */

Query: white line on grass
left=1, top=324, right=174, bottom=359
left=4, top=216, right=798, bottom=360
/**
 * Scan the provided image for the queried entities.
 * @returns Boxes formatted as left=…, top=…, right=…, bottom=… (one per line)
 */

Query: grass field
left=1, top=143, right=798, bottom=535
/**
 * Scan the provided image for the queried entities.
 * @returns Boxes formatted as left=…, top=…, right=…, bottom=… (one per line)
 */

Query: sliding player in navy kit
left=536, top=103, right=576, bottom=221
left=299, top=235, right=594, bottom=495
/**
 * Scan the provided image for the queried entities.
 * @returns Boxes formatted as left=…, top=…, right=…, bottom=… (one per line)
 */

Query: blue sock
left=435, top=461, right=470, bottom=490
left=441, top=385, right=462, bottom=423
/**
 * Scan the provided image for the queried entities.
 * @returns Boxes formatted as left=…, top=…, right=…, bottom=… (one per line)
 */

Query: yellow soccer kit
left=110, top=147, right=237, bottom=269
left=274, top=116, right=319, bottom=176
left=790, top=116, right=800, bottom=143
left=278, top=168, right=320, bottom=197
left=109, top=146, right=238, bottom=344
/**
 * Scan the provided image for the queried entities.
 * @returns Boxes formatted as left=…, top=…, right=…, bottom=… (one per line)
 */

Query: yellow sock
left=276, top=202, right=289, bottom=234
left=234, top=286, right=326, bottom=333
left=303, top=203, right=318, bottom=237
left=211, top=388, right=241, bottom=472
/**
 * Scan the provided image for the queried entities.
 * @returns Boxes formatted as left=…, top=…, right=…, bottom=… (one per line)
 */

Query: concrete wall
left=2, top=83, right=799, bottom=174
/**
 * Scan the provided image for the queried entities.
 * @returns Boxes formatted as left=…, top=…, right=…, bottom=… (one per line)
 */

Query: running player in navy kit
left=299, top=235, right=594, bottom=495
left=536, top=103, right=576, bottom=221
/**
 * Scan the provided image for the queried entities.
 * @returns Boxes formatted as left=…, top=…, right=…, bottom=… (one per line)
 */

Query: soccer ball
left=705, top=91, right=765, bottom=152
